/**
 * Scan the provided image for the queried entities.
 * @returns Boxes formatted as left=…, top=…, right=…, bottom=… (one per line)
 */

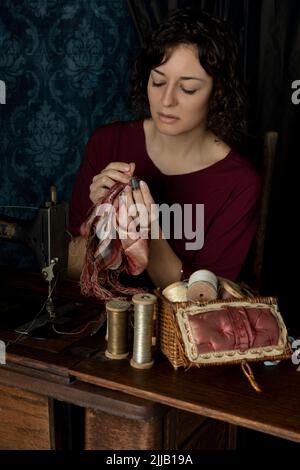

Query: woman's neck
left=146, top=119, right=213, bottom=163
left=143, top=118, right=230, bottom=175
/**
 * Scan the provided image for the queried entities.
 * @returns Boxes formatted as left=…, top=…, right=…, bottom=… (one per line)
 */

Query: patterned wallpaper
left=0, top=0, right=139, bottom=267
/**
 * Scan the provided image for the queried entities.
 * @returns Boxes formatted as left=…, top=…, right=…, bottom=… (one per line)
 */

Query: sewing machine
left=0, top=186, right=70, bottom=333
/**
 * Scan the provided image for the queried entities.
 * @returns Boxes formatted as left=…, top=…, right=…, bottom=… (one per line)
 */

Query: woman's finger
left=90, top=175, right=114, bottom=195
left=102, top=168, right=131, bottom=184
left=122, top=185, right=136, bottom=217
left=139, top=180, right=155, bottom=207
left=89, top=187, right=107, bottom=204
left=127, top=162, right=136, bottom=175
left=132, top=185, right=150, bottom=229
left=139, top=180, right=159, bottom=226
left=93, top=169, right=130, bottom=185
left=89, top=176, right=115, bottom=203
left=106, top=162, right=131, bottom=173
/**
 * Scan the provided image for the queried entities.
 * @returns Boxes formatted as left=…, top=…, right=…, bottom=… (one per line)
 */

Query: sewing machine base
left=0, top=287, right=104, bottom=339
left=14, top=301, right=86, bottom=338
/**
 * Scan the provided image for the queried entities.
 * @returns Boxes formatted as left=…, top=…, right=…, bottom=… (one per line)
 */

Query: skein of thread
left=218, top=277, right=244, bottom=299
left=187, top=270, right=218, bottom=302
left=162, top=281, right=188, bottom=302
left=130, top=293, right=157, bottom=369
left=105, top=299, right=131, bottom=359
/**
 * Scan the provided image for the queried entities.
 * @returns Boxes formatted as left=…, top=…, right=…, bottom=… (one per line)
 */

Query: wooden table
left=0, top=270, right=299, bottom=449
left=71, top=347, right=300, bottom=443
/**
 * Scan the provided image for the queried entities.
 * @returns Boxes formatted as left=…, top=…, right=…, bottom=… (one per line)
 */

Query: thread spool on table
left=187, top=270, right=218, bottom=302
left=105, top=299, right=131, bottom=359
left=130, top=293, right=157, bottom=369
left=162, top=281, right=188, bottom=302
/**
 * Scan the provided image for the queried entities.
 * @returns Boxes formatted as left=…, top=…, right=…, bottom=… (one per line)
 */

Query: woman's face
left=147, top=44, right=213, bottom=136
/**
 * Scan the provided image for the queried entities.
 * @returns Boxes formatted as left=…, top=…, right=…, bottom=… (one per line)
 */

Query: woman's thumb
left=129, top=162, right=135, bottom=175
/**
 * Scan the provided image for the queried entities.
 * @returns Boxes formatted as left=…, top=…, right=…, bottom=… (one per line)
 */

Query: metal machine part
left=0, top=187, right=69, bottom=323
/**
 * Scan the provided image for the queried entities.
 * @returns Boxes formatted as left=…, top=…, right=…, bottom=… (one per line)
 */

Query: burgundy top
left=69, top=120, right=261, bottom=282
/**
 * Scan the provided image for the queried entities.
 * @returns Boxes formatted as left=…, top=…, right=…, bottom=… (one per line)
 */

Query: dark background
left=0, top=0, right=299, bottom=327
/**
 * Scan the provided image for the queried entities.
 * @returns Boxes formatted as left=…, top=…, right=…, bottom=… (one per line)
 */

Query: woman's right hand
left=89, top=162, right=135, bottom=204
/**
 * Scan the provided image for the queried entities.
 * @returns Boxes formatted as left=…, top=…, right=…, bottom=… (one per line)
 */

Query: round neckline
left=140, top=119, right=233, bottom=177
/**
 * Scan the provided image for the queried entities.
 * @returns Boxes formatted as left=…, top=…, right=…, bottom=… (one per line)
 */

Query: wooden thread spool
left=105, top=299, right=130, bottom=359
left=130, top=293, right=157, bottom=369
left=187, top=270, right=218, bottom=302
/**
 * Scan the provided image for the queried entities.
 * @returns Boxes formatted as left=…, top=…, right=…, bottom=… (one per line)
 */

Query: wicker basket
left=154, top=288, right=191, bottom=369
left=154, top=288, right=291, bottom=370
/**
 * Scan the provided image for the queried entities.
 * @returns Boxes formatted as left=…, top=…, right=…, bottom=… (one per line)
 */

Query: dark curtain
left=256, top=0, right=300, bottom=328
left=126, top=0, right=246, bottom=38
left=126, top=0, right=256, bottom=80
left=126, top=0, right=300, bottom=327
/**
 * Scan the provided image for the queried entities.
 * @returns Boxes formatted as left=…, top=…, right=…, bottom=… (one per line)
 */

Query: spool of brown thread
left=105, top=299, right=131, bottom=359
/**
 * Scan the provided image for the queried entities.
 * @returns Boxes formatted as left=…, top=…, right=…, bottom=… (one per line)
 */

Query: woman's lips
left=158, top=112, right=179, bottom=124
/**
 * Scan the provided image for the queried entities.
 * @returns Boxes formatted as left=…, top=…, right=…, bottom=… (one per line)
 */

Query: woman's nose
left=161, top=85, right=177, bottom=107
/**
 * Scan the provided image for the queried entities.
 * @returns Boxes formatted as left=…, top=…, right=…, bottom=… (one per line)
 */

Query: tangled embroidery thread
left=80, top=181, right=149, bottom=300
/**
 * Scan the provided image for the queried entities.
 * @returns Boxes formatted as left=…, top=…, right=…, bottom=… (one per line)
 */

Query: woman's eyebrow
left=153, top=68, right=205, bottom=82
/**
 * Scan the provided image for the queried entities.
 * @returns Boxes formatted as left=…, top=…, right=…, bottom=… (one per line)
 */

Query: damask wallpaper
left=0, top=0, right=139, bottom=267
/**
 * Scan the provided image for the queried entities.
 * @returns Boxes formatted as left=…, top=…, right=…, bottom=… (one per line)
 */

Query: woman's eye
left=152, top=81, right=165, bottom=87
left=181, top=88, right=197, bottom=95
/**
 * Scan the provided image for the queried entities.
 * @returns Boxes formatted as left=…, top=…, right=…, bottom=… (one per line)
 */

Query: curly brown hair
left=130, top=7, right=248, bottom=151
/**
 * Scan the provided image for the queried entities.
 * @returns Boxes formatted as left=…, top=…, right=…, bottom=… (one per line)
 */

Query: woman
left=68, top=7, right=261, bottom=289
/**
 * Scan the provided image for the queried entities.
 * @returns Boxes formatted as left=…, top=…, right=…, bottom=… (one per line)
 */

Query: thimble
left=131, top=177, right=140, bottom=191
